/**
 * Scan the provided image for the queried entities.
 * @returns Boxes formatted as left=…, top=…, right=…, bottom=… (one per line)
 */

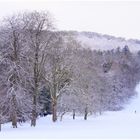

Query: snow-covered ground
left=0, top=84, right=140, bottom=139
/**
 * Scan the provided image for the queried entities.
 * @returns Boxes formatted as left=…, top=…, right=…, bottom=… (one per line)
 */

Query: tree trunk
left=12, top=114, right=17, bottom=128
left=52, top=101, right=57, bottom=122
left=84, top=107, right=88, bottom=120
left=31, top=94, right=37, bottom=126
left=99, top=110, right=102, bottom=115
left=11, top=94, right=17, bottom=128
left=73, top=109, right=75, bottom=120
left=31, top=50, right=38, bottom=127
left=60, top=111, right=66, bottom=121
left=31, top=107, right=36, bottom=126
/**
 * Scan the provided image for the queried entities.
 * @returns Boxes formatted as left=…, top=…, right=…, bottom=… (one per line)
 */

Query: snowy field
left=0, top=84, right=140, bottom=139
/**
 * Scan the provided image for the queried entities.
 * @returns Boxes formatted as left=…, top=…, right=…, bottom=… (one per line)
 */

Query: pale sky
left=0, top=0, right=140, bottom=39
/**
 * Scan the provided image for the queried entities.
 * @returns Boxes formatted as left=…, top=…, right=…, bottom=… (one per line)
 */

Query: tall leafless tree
left=44, top=36, right=73, bottom=122
left=0, top=14, right=29, bottom=128
left=21, top=11, right=54, bottom=126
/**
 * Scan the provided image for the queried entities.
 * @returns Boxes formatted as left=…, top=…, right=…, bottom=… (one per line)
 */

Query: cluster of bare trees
left=0, top=11, right=56, bottom=128
left=57, top=46, right=140, bottom=120
left=0, top=11, right=140, bottom=131
left=0, top=11, right=78, bottom=130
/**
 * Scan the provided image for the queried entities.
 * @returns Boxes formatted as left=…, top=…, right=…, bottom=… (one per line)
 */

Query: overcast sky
left=0, top=0, right=140, bottom=39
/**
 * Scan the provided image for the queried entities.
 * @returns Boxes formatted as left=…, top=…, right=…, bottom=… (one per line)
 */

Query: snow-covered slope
left=123, top=83, right=140, bottom=113
left=0, top=83, right=140, bottom=139
left=63, top=31, right=140, bottom=52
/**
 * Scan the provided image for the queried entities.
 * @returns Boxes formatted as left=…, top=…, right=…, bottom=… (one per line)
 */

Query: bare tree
left=22, top=11, right=54, bottom=126
left=43, top=36, right=74, bottom=122
left=0, top=14, right=30, bottom=128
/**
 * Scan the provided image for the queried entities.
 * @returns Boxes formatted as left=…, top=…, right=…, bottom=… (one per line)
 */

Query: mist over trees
left=0, top=11, right=140, bottom=130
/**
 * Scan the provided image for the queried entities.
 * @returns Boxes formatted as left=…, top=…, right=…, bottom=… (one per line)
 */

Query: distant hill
left=59, top=31, right=140, bottom=52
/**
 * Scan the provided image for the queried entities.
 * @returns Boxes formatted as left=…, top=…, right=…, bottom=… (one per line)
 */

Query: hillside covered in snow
left=60, top=31, right=140, bottom=52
